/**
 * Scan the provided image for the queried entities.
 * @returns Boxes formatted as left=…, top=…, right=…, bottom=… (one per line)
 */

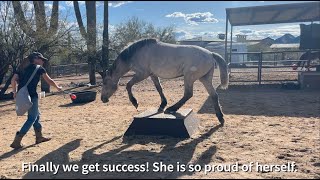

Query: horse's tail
left=212, top=52, right=229, bottom=89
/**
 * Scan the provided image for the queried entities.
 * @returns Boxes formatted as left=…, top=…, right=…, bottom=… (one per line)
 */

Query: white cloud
left=166, top=12, right=186, bottom=18
left=108, top=1, right=132, bottom=8
left=174, top=24, right=301, bottom=41
left=65, top=1, right=85, bottom=7
left=235, top=25, right=300, bottom=40
left=166, top=12, right=218, bottom=26
left=239, top=29, right=253, bottom=34
left=174, top=28, right=222, bottom=41
left=174, top=29, right=195, bottom=40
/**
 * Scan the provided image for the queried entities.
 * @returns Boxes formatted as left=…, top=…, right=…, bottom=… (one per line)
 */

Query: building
left=177, top=34, right=249, bottom=64
left=270, top=44, right=300, bottom=51
left=205, top=42, right=248, bottom=64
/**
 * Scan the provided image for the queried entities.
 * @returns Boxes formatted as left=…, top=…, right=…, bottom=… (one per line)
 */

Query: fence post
left=258, top=52, right=263, bottom=85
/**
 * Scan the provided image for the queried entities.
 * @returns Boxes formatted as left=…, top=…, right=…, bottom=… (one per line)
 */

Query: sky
left=21, top=1, right=320, bottom=41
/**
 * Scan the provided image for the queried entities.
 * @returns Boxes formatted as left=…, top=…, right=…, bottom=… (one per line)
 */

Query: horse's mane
left=119, top=38, right=158, bottom=61
left=107, top=38, right=158, bottom=76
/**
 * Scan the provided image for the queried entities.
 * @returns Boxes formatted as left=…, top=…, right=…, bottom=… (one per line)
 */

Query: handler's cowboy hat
left=28, top=52, right=49, bottom=62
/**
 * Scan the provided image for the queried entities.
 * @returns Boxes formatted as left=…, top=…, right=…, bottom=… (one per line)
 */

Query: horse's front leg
left=165, top=78, right=195, bottom=113
left=126, top=74, right=149, bottom=109
left=151, top=75, right=167, bottom=112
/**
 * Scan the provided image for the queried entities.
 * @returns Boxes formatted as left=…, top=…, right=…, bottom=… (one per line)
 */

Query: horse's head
left=101, top=71, right=118, bottom=103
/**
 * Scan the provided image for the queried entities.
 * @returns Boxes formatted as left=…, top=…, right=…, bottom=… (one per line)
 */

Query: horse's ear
left=104, top=70, right=109, bottom=78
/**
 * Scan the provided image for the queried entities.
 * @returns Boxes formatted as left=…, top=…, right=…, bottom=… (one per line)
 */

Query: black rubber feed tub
left=70, top=91, right=97, bottom=103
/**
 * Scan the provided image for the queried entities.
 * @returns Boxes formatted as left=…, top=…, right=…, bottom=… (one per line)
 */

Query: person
left=10, top=52, right=63, bottom=149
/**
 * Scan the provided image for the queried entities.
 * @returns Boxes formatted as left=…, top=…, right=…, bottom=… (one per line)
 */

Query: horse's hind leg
left=199, top=69, right=225, bottom=125
left=165, top=75, right=195, bottom=113
left=126, top=73, right=149, bottom=109
left=150, top=75, right=167, bottom=112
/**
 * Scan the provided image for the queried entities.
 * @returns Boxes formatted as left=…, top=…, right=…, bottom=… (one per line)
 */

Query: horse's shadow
left=22, top=139, right=82, bottom=179
left=22, top=125, right=222, bottom=179
left=198, top=87, right=320, bottom=118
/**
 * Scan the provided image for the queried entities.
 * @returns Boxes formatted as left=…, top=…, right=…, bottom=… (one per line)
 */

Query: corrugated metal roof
left=270, top=43, right=300, bottom=49
left=226, top=2, right=320, bottom=26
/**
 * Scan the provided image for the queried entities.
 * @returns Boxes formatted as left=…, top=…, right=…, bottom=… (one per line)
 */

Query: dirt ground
left=0, top=70, right=319, bottom=179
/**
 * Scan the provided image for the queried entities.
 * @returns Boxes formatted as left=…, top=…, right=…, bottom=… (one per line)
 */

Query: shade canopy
left=226, top=1, right=320, bottom=26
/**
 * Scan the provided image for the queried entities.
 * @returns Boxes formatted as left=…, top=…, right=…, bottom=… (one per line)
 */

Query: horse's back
left=133, top=41, right=215, bottom=79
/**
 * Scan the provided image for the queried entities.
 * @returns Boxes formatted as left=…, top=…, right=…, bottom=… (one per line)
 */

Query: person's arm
left=11, top=74, right=19, bottom=98
left=42, top=73, right=63, bottom=91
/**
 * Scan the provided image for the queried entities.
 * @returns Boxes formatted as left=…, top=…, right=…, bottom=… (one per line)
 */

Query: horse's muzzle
left=101, top=97, right=109, bottom=103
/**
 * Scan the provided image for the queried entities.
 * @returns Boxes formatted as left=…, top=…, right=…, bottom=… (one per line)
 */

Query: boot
left=35, top=128, right=51, bottom=144
left=10, top=131, right=24, bottom=149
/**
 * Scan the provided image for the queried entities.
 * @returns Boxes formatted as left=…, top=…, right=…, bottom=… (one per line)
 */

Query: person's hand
left=57, top=86, right=63, bottom=92
left=13, top=92, right=17, bottom=99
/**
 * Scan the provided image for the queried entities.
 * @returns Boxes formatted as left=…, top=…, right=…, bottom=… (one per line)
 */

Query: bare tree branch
left=33, top=1, right=47, bottom=33
left=100, top=1, right=109, bottom=78
left=11, top=1, right=35, bottom=36
left=48, top=1, right=59, bottom=36
left=73, top=1, right=87, bottom=41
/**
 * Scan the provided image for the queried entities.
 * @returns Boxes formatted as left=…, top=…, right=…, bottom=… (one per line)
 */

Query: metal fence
left=50, top=59, right=115, bottom=78
left=228, top=50, right=319, bottom=84
left=50, top=63, right=89, bottom=78
left=2, top=51, right=319, bottom=85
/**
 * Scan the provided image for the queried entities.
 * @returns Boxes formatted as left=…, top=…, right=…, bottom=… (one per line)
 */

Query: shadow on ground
left=59, top=102, right=95, bottom=107
left=22, top=125, right=222, bottom=179
left=198, top=85, right=320, bottom=118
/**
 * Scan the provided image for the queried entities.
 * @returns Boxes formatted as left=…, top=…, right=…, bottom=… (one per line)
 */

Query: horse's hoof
left=218, top=118, right=224, bottom=126
left=218, top=117, right=224, bottom=125
left=130, top=98, right=138, bottom=109
left=158, top=107, right=164, bottom=112
left=164, top=108, right=176, bottom=114
left=216, top=113, right=224, bottom=125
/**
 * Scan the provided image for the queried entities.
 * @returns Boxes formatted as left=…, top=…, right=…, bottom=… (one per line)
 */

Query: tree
left=73, top=1, right=97, bottom=85
left=12, top=1, right=59, bottom=92
left=0, top=1, right=34, bottom=99
left=100, top=1, right=109, bottom=78
left=110, top=17, right=176, bottom=54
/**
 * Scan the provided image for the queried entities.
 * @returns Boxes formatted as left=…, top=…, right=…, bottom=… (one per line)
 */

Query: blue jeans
left=19, top=97, right=42, bottom=135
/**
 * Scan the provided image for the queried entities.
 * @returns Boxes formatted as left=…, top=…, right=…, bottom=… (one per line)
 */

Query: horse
left=101, top=38, right=229, bottom=125
left=297, top=50, right=320, bottom=71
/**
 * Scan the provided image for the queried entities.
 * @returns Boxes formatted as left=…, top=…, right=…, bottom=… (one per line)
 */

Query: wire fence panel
left=228, top=50, right=319, bottom=84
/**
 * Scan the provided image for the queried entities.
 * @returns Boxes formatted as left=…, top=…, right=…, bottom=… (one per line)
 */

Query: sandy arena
left=0, top=70, right=319, bottom=179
